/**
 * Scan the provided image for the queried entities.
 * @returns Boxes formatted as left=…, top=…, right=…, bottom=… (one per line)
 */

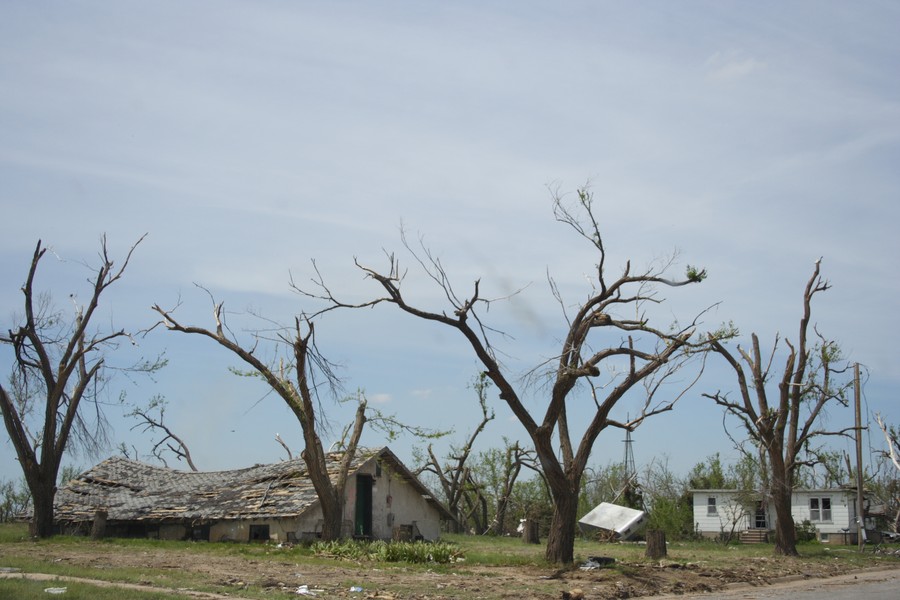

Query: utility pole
left=854, top=362, right=865, bottom=551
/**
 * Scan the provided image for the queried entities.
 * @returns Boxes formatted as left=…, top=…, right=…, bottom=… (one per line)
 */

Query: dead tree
left=415, top=373, right=494, bottom=532
left=704, top=259, right=853, bottom=556
left=275, top=433, right=293, bottom=460
left=875, top=414, right=900, bottom=472
left=874, top=414, right=900, bottom=532
left=483, top=440, right=540, bottom=535
left=0, top=236, right=160, bottom=538
left=152, top=297, right=364, bottom=541
left=298, top=187, right=713, bottom=564
left=126, top=395, right=198, bottom=471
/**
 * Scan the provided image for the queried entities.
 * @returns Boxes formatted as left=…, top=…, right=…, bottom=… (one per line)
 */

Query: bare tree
left=875, top=414, right=900, bottom=473
left=0, top=237, right=160, bottom=537
left=299, top=188, right=712, bottom=563
left=275, top=433, right=293, bottom=459
left=874, top=414, right=900, bottom=533
left=703, top=259, right=853, bottom=556
left=479, top=439, right=540, bottom=535
left=152, top=294, right=365, bottom=541
left=416, top=373, right=495, bottom=532
left=126, top=395, right=198, bottom=471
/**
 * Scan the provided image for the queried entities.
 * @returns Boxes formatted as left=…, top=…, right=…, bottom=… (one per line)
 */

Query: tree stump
left=90, top=509, right=108, bottom=540
left=645, top=529, right=666, bottom=559
left=521, top=519, right=540, bottom=544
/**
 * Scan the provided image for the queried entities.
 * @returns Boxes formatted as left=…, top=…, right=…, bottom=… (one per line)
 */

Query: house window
left=707, top=496, right=717, bottom=516
left=809, top=497, right=832, bottom=522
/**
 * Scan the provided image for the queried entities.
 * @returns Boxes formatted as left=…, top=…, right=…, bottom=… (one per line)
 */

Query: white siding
left=692, top=492, right=751, bottom=538
left=692, top=489, right=861, bottom=539
left=792, top=491, right=855, bottom=535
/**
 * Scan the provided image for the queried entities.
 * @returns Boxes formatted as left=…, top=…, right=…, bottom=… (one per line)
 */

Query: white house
left=692, top=488, right=867, bottom=543
left=53, top=447, right=455, bottom=542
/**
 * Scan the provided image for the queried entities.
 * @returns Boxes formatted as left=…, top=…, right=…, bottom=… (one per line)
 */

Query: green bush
left=310, top=539, right=463, bottom=563
left=795, top=519, right=818, bottom=543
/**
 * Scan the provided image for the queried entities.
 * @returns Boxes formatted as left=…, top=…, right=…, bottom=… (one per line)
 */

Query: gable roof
left=54, top=446, right=451, bottom=524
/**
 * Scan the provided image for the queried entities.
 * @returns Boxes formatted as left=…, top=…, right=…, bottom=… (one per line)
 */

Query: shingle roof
left=54, top=447, right=403, bottom=523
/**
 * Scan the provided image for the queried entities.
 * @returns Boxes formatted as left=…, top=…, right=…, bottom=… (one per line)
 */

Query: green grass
left=2, top=523, right=899, bottom=599
left=0, top=579, right=174, bottom=600
left=0, top=522, right=29, bottom=543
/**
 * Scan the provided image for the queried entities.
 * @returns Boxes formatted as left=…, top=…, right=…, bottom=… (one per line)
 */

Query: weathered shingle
left=54, top=448, right=381, bottom=523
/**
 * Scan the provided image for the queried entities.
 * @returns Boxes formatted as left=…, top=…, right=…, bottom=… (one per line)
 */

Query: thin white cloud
left=705, top=51, right=767, bottom=82
left=370, top=393, right=392, bottom=405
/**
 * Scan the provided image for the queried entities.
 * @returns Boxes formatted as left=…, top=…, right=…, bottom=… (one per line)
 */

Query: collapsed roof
left=53, top=447, right=450, bottom=524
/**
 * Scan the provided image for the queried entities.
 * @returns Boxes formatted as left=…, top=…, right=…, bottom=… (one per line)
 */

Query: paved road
left=656, top=567, right=900, bottom=600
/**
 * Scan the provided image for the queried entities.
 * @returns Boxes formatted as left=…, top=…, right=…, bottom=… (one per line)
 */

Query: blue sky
left=2, top=1, right=899, bottom=486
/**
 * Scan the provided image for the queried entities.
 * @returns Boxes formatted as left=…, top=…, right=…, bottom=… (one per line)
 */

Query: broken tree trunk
left=645, top=529, right=667, bottom=559
left=90, top=509, right=108, bottom=540
left=522, top=519, right=540, bottom=544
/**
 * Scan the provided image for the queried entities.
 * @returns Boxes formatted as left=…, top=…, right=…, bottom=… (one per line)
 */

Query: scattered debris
left=295, top=584, right=325, bottom=596
left=349, top=585, right=364, bottom=592
left=578, top=502, right=647, bottom=541
left=579, top=556, right=615, bottom=570
left=43, top=588, right=68, bottom=595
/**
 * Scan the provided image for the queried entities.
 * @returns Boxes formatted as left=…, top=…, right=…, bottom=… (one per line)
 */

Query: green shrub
left=795, top=519, right=818, bottom=543
left=310, top=539, right=463, bottom=563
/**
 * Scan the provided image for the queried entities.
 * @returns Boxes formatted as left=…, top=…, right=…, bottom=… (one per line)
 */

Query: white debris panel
left=578, top=502, right=646, bottom=540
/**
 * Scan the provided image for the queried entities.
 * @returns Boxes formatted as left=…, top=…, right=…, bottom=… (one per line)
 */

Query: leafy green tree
left=641, top=457, right=695, bottom=540
left=688, top=454, right=728, bottom=489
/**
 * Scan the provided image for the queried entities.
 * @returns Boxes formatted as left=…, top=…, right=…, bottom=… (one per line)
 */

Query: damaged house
left=53, top=447, right=454, bottom=542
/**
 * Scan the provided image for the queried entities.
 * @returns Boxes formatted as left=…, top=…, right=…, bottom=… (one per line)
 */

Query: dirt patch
left=2, top=543, right=898, bottom=599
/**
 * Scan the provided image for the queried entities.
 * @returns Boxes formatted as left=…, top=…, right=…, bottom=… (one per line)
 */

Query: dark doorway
left=754, top=501, right=767, bottom=529
left=355, top=475, right=373, bottom=538
left=191, top=524, right=210, bottom=541
left=249, top=524, right=270, bottom=542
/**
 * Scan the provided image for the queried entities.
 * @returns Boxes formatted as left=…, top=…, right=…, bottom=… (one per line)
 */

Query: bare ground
left=3, top=542, right=900, bottom=599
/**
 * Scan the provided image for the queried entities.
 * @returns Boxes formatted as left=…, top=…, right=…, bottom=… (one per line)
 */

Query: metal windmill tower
left=619, top=428, right=644, bottom=510
left=623, top=428, right=637, bottom=482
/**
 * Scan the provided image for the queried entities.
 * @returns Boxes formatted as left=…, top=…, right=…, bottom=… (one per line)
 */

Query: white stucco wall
left=343, top=457, right=443, bottom=541
left=209, top=518, right=300, bottom=542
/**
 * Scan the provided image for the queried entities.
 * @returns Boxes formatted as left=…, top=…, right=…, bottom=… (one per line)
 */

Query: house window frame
left=809, top=497, right=832, bottom=522
left=707, top=496, right=717, bottom=516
